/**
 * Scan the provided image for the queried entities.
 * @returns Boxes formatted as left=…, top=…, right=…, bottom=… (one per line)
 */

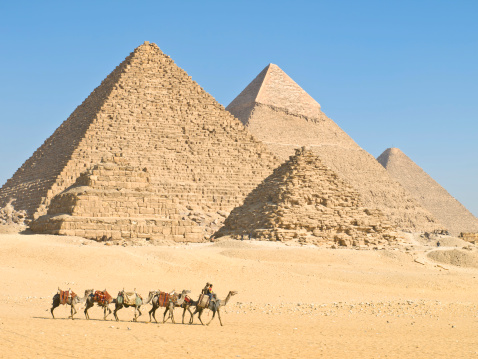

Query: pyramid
left=227, top=64, right=443, bottom=232
left=377, top=148, right=478, bottom=235
left=0, top=42, right=280, bottom=241
left=30, top=158, right=202, bottom=242
left=215, top=148, right=399, bottom=247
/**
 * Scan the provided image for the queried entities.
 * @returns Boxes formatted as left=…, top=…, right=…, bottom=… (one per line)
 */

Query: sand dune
left=1, top=232, right=477, bottom=358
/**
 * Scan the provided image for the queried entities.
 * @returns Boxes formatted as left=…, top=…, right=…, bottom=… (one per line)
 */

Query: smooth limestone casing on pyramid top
left=377, top=148, right=478, bottom=236
left=226, top=64, right=444, bottom=233
left=216, top=147, right=401, bottom=248
left=0, top=42, right=280, bottom=241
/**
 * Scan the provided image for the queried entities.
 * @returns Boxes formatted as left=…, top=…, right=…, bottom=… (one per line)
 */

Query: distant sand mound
left=427, top=249, right=478, bottom=268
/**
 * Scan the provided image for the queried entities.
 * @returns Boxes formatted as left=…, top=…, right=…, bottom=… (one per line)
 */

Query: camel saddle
left=93, top=290, right=112, bottom=305
left=197, top=293, right=210, bottom=308
left=59, top=290, right=76, bottom=305
left=184, top=295, right=192, bottom=305
left=122, top=292, right=141, bottom=306
left=157, top=292, right=171, bottom=307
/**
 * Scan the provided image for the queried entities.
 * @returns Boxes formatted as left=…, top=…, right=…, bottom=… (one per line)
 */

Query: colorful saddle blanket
left=59, top=290, right=77, bottom=305
left=158, top=292, right=171, bottom=307
left=93, top=290, right=112, bottom=305
left=184, top=296, right=192, bottom=305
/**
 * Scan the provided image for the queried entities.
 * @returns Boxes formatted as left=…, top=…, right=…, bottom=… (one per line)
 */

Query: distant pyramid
left=216, top=147, right=399, bottom=247
left=0, top=42, right=279, bottom=241
left=227, top=64, right=442, bottom=232
left=377, top=148, right=478, bottom=235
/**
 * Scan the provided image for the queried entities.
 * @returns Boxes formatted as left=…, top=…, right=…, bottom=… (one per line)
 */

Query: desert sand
left=0, top=232, right=477, bottom=358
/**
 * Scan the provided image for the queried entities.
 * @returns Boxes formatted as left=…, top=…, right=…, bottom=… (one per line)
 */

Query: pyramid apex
left=227, top=63, right=322, bottom=120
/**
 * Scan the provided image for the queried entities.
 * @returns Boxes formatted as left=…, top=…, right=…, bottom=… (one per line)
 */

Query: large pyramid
left=377, top=148, right=478, bottom=235
left=216, top=147, right=400, bottom=247
left=0, top=42, right=280, bottom=241
left=226, top=64, right=443, bottom=232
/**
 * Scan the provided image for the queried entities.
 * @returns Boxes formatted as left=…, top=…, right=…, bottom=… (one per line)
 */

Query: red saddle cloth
left=158, top=292, right=171, bottom=307
left=59, top=290, right=77, bottom=305
left=184, top=296, right=192, bottom=304
left=94, top=290, right=112, bottom=305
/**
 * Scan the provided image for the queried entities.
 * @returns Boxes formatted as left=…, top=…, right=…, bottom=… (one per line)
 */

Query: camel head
left=81, top=289, right=94, bottom=303
left=229, top=291, right=238, bottom=296
left=145, top=290, right=160, bottom=304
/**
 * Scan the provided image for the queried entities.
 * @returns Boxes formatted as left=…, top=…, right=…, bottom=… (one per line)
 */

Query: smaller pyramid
left=216, top=148, right=399, bottom=247
left=377, top=148, right=478, bottom=235
left=30, top=157, right=202, bottom=243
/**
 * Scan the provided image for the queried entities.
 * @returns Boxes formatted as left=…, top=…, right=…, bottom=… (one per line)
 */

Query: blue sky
left=0, top=0, right=477, bottom=216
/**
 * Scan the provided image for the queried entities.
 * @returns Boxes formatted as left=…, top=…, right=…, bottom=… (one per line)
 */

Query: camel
left=191, top=291, right=238, bottom=326
left=50, top=288, right=92, bottom=319
left=145, top=289, right=190, bottom=324
left=84, top=289, right=114, bottom=320
left=113, top=290, right=143, bottom=322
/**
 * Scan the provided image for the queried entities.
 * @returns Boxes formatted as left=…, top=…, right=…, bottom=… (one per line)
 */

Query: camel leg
left=197, top=309, right=205, bottom=326
left=69, top=303, right=77, bottom=320
left=181, top=307, right=187, bottom=324
left=187, top=307, right=194, bottom=324
left=134, top=307, right=143, bottom=322
left=133, top=306, right=137, bottom=322
left=114, top=304, right=121, bottom=322
left=148, top=307, right=154, bottom=322
left=162, top=307, right=169, bottom=323
left=150, top=306, right=159, bottom=323
left=217, top=308, right=223, bottom=326
left=103, top=305, right=112, bottom=320
left=84, top=301, right=93, bottom=320
left=169, top=303, right=175, bottom=324
left=50, top=296, right=60, bottom=319
left=206, top=309, right=216, bottom=326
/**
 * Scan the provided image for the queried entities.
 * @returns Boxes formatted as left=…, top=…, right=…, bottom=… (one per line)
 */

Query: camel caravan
left=50, top=283, right=238, bottom=326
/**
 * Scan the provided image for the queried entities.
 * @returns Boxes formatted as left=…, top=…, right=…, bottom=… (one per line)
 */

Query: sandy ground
left=0, top=231, right=477, bottom=358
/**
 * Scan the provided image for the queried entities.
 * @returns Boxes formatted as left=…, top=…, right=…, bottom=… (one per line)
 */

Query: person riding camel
left=207, top=284, right=216, bottom=302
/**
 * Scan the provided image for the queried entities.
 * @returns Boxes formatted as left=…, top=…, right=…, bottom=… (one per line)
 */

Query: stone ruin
left=377, top=148, right=478, bottom=236
left=215, top=148, right=400, bottom=248
left=0, top=42, right=280, bottom=241
left=226, top=64, right=443, bottom=233
left=0, top=199, right=28, bottom=227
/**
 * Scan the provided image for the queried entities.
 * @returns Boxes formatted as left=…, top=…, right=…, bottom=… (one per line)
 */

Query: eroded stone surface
left=216, top=148, right=401, bottom=248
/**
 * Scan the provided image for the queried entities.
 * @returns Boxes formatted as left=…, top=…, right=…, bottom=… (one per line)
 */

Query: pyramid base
left=221, top=228, right=402, bottom=248
left=30, top=214, right=204, bottom=243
